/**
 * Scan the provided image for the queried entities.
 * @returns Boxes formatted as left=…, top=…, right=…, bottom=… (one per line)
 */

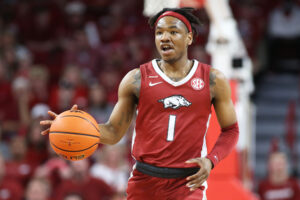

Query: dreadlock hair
left=148, top=7, right=202, bottom=37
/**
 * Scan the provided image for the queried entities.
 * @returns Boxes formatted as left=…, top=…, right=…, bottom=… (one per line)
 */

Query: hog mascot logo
left=158, top=95, right=191, bottom=109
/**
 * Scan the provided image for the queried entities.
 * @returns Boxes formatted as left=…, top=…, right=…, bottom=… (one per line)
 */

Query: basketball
left=49, top=110, right=100, bottom=161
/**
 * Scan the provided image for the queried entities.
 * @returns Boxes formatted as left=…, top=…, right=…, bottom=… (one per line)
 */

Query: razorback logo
left=158, top=95, right=191, bottom=109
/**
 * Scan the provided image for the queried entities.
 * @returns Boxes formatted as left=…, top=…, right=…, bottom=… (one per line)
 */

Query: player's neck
left=159, top=58, right=193, bottom=80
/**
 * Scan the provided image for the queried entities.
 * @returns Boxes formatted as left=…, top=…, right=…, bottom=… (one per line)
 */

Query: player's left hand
left=185, top=157, right=213, bottom=191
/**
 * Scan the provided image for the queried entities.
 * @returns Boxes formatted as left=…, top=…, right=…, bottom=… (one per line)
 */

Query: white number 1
left=167, top=115, right=176, bottom=141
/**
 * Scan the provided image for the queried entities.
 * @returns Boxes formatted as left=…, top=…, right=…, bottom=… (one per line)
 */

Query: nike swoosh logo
left=149, top=82, right=163, bottom=87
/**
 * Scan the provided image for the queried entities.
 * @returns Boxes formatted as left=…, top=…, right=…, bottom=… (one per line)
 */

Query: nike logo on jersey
left=158, top=95, right=191, bottom=109
left=149, top=82, right=163, bottom=87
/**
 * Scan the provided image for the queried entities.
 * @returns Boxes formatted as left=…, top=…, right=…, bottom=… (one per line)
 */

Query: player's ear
left=187, top=32, right=193, bottom=46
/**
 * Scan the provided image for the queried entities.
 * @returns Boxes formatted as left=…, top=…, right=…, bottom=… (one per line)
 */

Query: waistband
left=136, top=161, right=199, bottom=179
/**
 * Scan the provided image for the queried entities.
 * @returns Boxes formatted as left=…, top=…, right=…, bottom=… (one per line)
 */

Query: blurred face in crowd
left=35, top=9, right=51, bottom=29
left=101, top=145, right=125, bottom=168
left=29, top=66, right=49, bottom=96
left=74, top=30, right=89, bottom=50
left=89, top=83, right=106, bottom=106
left=268, top=152, right=289, bottom=184
left=10, top=136, right=27, bottom=160
left=155, top=16, right=192, bottom=63
left=70, top=159, right=89, bottom=179
left=63, top=66, right=81, bottom=86
left=25, top=179, right=51, bottom=200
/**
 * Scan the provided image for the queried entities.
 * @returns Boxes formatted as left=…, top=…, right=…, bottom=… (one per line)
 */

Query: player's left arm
left=186, top=68, right=238, bottom=191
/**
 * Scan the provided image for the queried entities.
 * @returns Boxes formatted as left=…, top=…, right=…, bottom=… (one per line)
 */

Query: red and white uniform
left=128, top=59, right=212, bottom=200
left=132, top=59, right=211, bottom=168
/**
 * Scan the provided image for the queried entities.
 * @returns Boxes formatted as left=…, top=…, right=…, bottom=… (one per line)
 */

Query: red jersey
left=132, top=59, right=211, bottom=168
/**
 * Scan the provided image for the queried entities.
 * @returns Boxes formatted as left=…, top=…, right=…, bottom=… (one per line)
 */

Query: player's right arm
left=98, top=68, right=140, bottom=145
left=40, top=68, right=141, bottom=145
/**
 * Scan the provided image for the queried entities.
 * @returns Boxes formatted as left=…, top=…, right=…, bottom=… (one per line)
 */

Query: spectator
left=258, top=151, right=300, bottom=200
left=266, top=0, right=300, bottom=72
left=11, top=76, right=31, bottom=131
left=34, top=143, right=69, bottom=189
left=25, top=120, right=49, bottom=166
left=90, top=144, right=129, bottom=193
left=63, top=29, right=99, bottom=77
left=54, top=159, right=114, bottom=200
left=87, top=83, right=113, bottom=124
left=24, top=178, right=51, bottom=200
left=29, top=66, right=50, bottom=107
left=49, top=65, right=88, bottom=113
left=98, top=68, right=121, bottom=104
left=5, top=136, right=34, bottom=187
left=0, top=153, right=24, bottom=200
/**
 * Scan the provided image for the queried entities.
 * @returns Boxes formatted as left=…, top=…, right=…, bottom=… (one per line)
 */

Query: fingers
left=185, top=158, right=199, bottom=164
left=71, top=104, right=78, bottom=111
left=48, top=111, right=58, bottom=119
left=40, top=120, right=53, bottom=136
left=41, top=128, right=50, bottom=135
left=40, top=120, right=53, bottom=126
left=185, top=158, right=211, bottom=191
left=186, top=169, right=208, bottom=191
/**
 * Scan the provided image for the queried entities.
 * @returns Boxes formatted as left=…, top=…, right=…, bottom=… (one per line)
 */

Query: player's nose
left=161, top=32, right=170, bottom=42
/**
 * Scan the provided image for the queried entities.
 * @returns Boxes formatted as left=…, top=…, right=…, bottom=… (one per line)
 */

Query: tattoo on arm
left=209, top=70, right=217, bottom=102
left=118, top=112, right=125, bottom=126
left=209, top=71, right=216, bottom=87
left=132, top=70, right=141, bottom=99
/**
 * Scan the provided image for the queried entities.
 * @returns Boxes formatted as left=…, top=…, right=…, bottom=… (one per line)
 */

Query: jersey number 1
left=167, top=115, right=176, bottom=141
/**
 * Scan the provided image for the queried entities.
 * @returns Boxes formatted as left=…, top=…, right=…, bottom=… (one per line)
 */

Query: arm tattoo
left=209, top=70, right=217, bottom=102
left=118, top=112, right=125, bottom=126
left=209, top=71, right=216, bottom=87
left=132, top=70, right=141, bottom=99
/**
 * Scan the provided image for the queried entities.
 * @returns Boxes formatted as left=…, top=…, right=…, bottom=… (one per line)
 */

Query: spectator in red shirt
left=24, top=178, right=51, bottom=200
left=5, top=136, right=35, bottom=187
left=54, top=159, right=114, bottom=200
left=258, top=151, right=300, bottom=200
left=49, top=65, right=88, bottom=113
left=25, top=120, right=49, bottom=166
left=0, top=153, right=24, bottom=200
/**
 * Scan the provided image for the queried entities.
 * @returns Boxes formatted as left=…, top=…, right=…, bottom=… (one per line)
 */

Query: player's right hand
left=40, top=104, right=78, bottom=135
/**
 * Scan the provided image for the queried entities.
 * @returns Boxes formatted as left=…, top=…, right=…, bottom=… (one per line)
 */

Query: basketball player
left=41, top=7, right=239, bottom=200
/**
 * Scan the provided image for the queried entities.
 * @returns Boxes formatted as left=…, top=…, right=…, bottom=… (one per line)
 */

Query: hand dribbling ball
left=49, top=110, right=100, bottom=161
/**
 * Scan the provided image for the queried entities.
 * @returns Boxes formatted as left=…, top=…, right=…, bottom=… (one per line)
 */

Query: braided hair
left=148, top=7, right=202, bottom=36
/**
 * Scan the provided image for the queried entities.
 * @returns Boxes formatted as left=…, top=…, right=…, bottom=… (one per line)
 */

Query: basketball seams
left=49, top=131, right=100, bottom=138
left=59, top=115, right=100, bottom=133
left=51, top=142, right=98, bottom=152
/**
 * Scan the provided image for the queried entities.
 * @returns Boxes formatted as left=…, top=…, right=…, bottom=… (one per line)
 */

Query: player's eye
left=156, top=31, right=162, bottom=35
left=171, top=31, right=177, bottom=35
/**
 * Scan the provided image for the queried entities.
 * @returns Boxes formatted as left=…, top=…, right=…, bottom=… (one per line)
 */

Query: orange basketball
left=49, top=110, right=100, bottom=161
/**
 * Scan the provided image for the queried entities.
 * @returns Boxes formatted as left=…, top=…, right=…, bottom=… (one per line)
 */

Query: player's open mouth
left=161, top=45, right=174, bottom=54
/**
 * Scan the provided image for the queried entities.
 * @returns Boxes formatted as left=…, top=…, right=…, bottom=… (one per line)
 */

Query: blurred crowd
left=0, top=0, right=300, bottom=200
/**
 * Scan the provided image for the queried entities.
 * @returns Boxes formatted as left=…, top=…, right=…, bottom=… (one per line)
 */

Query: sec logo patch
left=191, top=78, right=204, bottom=90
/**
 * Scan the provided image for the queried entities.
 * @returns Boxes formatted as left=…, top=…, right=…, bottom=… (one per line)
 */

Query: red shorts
left=127, top=169, right=206, bottom=200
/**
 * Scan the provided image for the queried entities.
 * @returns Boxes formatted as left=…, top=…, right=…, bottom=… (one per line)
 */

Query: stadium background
left=0, top=0, right=299, bottom=199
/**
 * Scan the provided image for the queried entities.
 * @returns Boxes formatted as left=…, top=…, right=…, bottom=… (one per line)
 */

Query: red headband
left=155, top=11, right=192, bottom=33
